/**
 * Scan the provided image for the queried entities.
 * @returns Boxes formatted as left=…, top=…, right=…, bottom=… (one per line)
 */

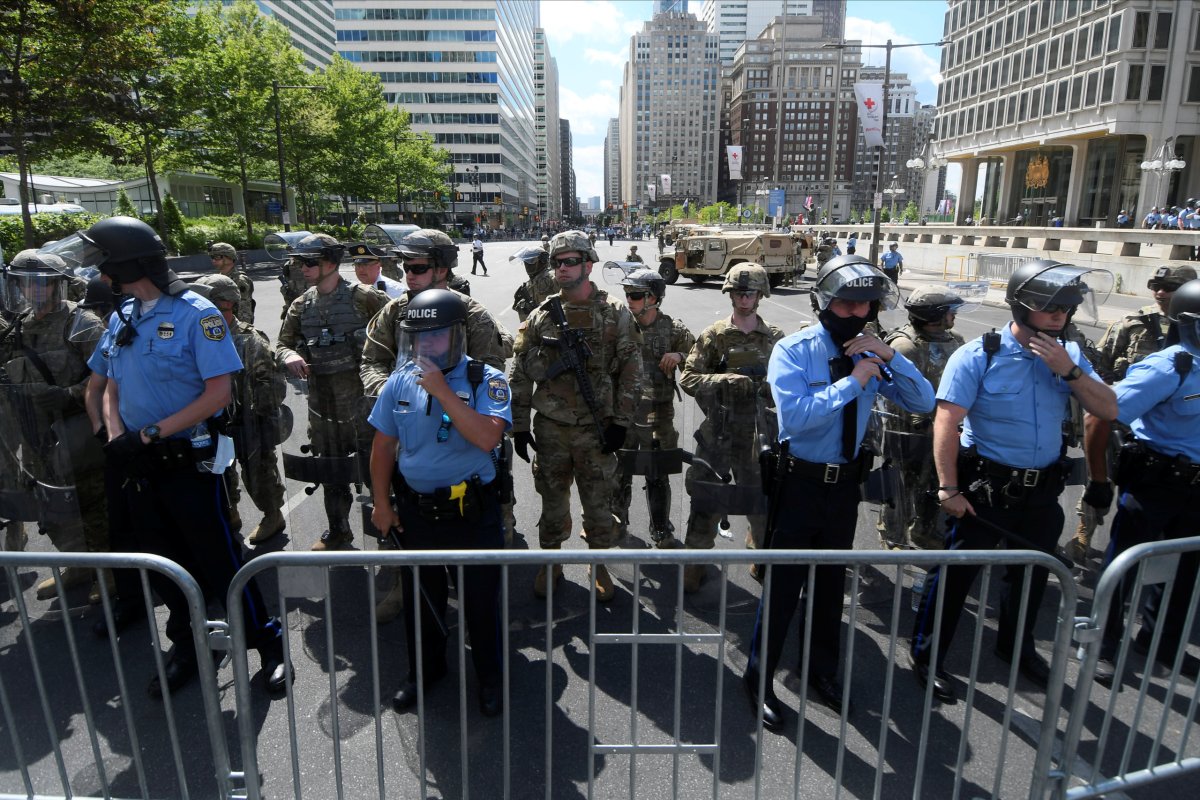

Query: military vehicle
left=658, top=229, right=803, bottom=287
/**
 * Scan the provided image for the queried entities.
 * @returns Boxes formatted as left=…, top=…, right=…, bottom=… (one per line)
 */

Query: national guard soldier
left=509, top=230, right=643, bottom=601
left=1087, top=278, right=1200, bottom=686
left=616, top=268, right=695, bottom=547
left=349, top=242, right=405, bottom=299
left=0, top=249, right=109, bottom=600
left=360, top=228, right=512, bottom=620
left=1062, top=264, right=1196, bottom=563
left=368, top=289, right=509, bottom=717
left=194, top=275, right=288, bottom=545
left=510, top=244, right=557, bottom=323
left=744, top=255, right=934, bottom=728
left=625, top=245, right=644, bottom=264
left=277, top=233, right=389, bottom=551
left=208, top=242, right=253, bottom=324
left=909, top=260, right=1118, bottom=702
left=679, top=263, right=783, bottom=593
left=879, top=286, right=971, bottom=550
left=78, top=215, right=287, bottom=697
left=279, top=251, right=309, bottom=318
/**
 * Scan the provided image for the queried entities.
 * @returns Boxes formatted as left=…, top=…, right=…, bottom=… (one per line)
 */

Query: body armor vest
left=298, top=281, right=369, bottom=376
left=639, top=315, right=677, bottom=404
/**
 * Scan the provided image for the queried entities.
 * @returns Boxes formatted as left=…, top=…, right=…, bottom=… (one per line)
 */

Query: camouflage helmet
left=547, top=230, right=600, bottom=264
left=1147, top=264, right=1198, bottom=291
left=722, top=262, right=771, bottom=298
left=904, top=285, right=965, bottom=324
left=192, top=274, right=241, bottom=305
left=294, top=233, right=344, bottom=264
left=394, top=228, right=458, bottom=270
left=208, top=242, right=237, bottom=259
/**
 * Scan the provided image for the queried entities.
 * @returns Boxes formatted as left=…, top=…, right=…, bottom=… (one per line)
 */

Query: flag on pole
left=660, top=174, right=671, bottom=195
left=804, top=195, right=813, bottom=211
left=648, top=183, right=656, bottom=202
left=727, top=146, right=743, bottom=180
left=854, top=82, right=885, bottom=148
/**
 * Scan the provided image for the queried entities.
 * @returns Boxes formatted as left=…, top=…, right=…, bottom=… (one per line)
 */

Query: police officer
left=509, top=230, right=643, bottom=601
left=1064, top=264, right=1198, bottom=562
left=80, top=216, right=287, bottom=697
left=910, top=260, right=1118, bottom=702
left=616, top=268, right=695, bottom=547
left=880, top=286, right=969, bottom=549
left=679, top=263, right=783, bottom=592
left=1087, top=279, right=1200, bottom=685
left=743, top=256, right=933, bottom=728
left=360, top=229, right=512, bottom=621
left=194, top=275, right=288, bottom=545
left=880, top=242, right=904, bottom=283
left=510, top=244, right=558, bottom=323
left=277, top=233, right=389, bottom=551
left=1, top=250, right=109, bottom=600
left=208, top=242, right=253, bottom=324
left=368, top=289, right=508, bottom=716
left=349, top=242, right=404, bottom=299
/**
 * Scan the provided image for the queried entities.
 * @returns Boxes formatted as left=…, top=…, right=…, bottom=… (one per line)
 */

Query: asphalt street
left=1, top=236, right=1195, bottom=799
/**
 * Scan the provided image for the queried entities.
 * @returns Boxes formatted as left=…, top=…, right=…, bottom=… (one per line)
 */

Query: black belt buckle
left=1020, top=468, right=1041, bottom=488
left=823, top=464, right=840, bottom=484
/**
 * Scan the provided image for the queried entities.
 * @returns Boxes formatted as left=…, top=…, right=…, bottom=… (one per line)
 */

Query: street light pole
left=868, top=41, right=894, bottom=265
left=272, top=81, right=323, bottom=232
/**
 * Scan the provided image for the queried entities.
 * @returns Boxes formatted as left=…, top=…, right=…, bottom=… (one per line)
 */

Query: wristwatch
left=1062, top=365, right=1083, bottom=382
left=141, top=424, right=162, bottom=442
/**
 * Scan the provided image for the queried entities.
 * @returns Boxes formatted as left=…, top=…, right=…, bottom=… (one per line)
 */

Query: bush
left=0, top=211, right=105, bottom=256
left=849, top=209, right=860, bottom=224
left=115, top=187, right=137, bottom=217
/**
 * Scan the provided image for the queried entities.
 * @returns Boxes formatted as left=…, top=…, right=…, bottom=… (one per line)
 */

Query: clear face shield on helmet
left=510, top=245, right=548, bottom=275
left=1, top=266, right=67, bottom=315
left=38, top=233, right=108, bottom=273
left=601, top=260, right=644, bottom=286
left=1020, top=266, right=1114, bottom=326
left=943, top=281, right=989, bottom=315
left=397, top=322, right=467, bottom=372
left=813, top=262, right=901, bottom=312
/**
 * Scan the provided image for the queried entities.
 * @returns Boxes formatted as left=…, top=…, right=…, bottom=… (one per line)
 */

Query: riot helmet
left=67, top=276, right=116, bottom=342
left=396, top=288, right=467, bottom=371
left=292, top=233, right=343, bottom=264
left=1, top=249, right=73, bottom=315
left=904, top=282, right=986, bottom=328
left=509, top=245, right=549, bottom=276
left=722, top=262, right=771, bottom=298
left=620, top=267, right=666, bottom=301
left=393, top=229, right=457, bottom=270
left=1168, top=279, right=1200, bottom=356
left=51, top=216, right=183, bottom=294
left=1005, top=259, right=1113, bottom=335
left=810, top=255, right=899, bottom=314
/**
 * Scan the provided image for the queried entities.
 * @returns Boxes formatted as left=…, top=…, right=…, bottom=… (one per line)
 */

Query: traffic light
left=623, top=203, right=628, bottom=210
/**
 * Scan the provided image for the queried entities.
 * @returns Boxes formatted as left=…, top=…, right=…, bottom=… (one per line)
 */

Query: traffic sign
left=741, top=209, right=753, bottom=219
left=873, top=192, right=884, bottom=209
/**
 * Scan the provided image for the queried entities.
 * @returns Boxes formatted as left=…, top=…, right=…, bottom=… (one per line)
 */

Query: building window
left=1107, top=15, right=1121, bottom=52
left=1132, top=12, right=1149, bottom=48
left=1056, top=78, right=1069, bottom=112
left=1126, top=63, right=1143, bottom=100
left=1187, top=65, right=1200, bottom=102
left=1091, top=22, right=1105, bottom=58
left=1147, top=64, right=1166, bottom=101
left=1154, top=13, right=1172, bottom=49
left=1085, top=71, right=1098, bottom=106
left=1101, top=65, right=1116, bottom=103
left=1062, top=32, right=1074, bottom=66
left=1070, top=75, right=1083, bottom=109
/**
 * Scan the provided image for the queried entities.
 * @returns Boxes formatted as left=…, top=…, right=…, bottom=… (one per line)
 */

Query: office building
left=850, top=66, right=920, bottom=217
left=604, top=118, right=621, bottom=209
left=699, top=0, right=844, bottom=64
left=560, top=120, right=577, bottom=220
left=619, top=9, right=721, bottom=212
left=534, top=27, right=562, bottom=227
left=937, top=0, right=1199, bottom=226
left=334, top=0, right=540, bottom=228
left=248, top=1, right=336, bottom=71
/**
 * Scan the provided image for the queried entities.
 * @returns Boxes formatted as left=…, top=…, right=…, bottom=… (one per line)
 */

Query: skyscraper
left=699, top=0, right=845, bottom=64
left=604, top=118, right=621, bottom=210
left=851, top=67, right=920, bottom=216
left=334, top=0, right=540, bottom=228
left=560, top=119, right=577, bottom=220
left=534, top=27, right=562, bottom=227
left=250, top=1, right=336, bottom=71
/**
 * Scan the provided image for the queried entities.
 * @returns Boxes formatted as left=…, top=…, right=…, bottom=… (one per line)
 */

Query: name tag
left=808, top=381, right=828, bottom=387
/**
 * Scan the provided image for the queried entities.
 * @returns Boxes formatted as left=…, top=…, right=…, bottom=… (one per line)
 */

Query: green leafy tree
left=172, top=0, right=305, bottom=240
left=849, top=209, right=860, bottom=224
left=902, top=200, right=919, bottom=223
left=115, top=187, right=137, bottom=217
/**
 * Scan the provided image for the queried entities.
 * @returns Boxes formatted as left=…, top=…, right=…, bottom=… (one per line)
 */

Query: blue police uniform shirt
left=847, top=236, right=858, bottom=248
left=880, top=250, right=903, bottom=269
left=768, top=323, right=935, bottom=463
left=369, top=355, right=512, bottom=493
left=938, top=323, right=1099, bottom=468
left=1144, top=212, right=1160, bottom=226
left=87, top=291, right=241, bottom=435
left=1115, top=345, right=1200, bottom=462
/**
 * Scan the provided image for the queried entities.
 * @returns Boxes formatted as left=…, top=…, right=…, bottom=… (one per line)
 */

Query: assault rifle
left=543, top=297, right=606, bottom=445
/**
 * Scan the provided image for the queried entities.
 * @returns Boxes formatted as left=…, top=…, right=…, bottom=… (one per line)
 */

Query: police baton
left=959, top=512, right=1075, bottom=571
left=384, top=525, right=449, bottom=639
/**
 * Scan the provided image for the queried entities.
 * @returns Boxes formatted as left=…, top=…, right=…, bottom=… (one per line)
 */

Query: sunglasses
left=625, top=291, right=649, bottom=301
left=403, top=263, right=433, bottom=275
left=554, top=256, right=586, bottom=267
left=731, top=290, right=758, bottom=299
left=1149, top=281, right=1182, bottom=291
left=436, top=412, right=453, bottom=443
left=1041, top=303, right=1073, bottom=314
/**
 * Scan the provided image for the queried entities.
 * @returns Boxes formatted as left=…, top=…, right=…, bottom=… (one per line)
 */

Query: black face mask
left=819, top=308, right=868, bottom=344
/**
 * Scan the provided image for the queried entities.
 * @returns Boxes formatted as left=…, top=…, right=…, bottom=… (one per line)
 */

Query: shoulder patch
left=487, top=376, right=510, bottom=403
left=200, top=314, right=227, bottom=342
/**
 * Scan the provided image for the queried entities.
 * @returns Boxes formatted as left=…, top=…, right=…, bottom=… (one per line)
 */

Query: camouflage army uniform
left=279, top=258, right=308, bottom=318
left=225, top=317, right=287, bottom=533
left=680, top=316, right=784, bottom=550
left=229, top=269, right=254, bottom=325
left=880, top=324, right=965, bottom=549
left=616, top=312, right=695, bottom=543
left=0, top=313, right=28, bottom=550
left=509, top=284, right=643, bottom=550
left=360, top=289, right=512, bottom=397
left=0, top=302, right=107, bottom=562
left=1097, top=304, right=1169, bottom=384
left=277, top=278, right=388, bottom=538
left=514, top=268, right=558, bottom=323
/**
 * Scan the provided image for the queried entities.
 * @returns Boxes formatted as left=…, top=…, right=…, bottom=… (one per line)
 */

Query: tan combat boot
left=533, top=564, right=563, bottom=598
left=36, top=567, right=92, bottom=600
left=248, top=510, right=286, bottom=545
left=591, top=564, right=615, bottom=602
left=683, top=564, right=706, bottom=594
left=375, top=580, right=405, bottom=624
left=312, top=529, right=353, bottom=552
left=1064, top=517, right=1092, bottom=564
left=88, top=569, right=117, bottom=605
left=3, top=521, right=27, bottom=552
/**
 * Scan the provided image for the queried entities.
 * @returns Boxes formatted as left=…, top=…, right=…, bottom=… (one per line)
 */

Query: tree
left=115, top=187, right=137, bottom=217
left=902, top=200, right=919, bottom=223
left=0, top=0, right=181, bottom=245
left=849, top=209, right=860, bottom=224
left=172, top=0, right=305, bottom=241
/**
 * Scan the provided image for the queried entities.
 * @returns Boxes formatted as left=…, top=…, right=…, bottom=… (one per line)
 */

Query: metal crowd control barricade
left=1057, top=536, right=1200, bottom=799
left=973, top=253, right=1033, bottom=286
left=227, top=547, right=1076, bottom=800
left=0, top=551, right=235, bottom=799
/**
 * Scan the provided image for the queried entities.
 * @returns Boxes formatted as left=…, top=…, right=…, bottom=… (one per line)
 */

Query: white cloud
left=542, top=1, right=644, bottom=46
left=573, top=144, right=606, bottom=203
left=585, top=46, right=628, bottom=68
left=559, top=85, right=619, bottom=138
left=844, top=17, right=943, bottom=101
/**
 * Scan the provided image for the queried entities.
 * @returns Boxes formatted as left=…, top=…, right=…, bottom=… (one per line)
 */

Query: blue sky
left=542, top=0, right=949, bottom=200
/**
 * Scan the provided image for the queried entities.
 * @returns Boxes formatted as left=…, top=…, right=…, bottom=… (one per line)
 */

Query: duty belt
left=975, top=456, right=1060, bottom=489
left=784, top=452, right=869, bottom=484
left=395, top=475, right=496, bottom=521
left=1119, top=442, right=1200, bottom=488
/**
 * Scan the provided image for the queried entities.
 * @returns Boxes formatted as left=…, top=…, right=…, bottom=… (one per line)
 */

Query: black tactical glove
left=1082, top=479, right=1114, bottom=511
left=103, top=430, right=147, bottom=471
left=601, top=423, right=627, bottom=454
left=513, top=430, right=537, bottom=463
